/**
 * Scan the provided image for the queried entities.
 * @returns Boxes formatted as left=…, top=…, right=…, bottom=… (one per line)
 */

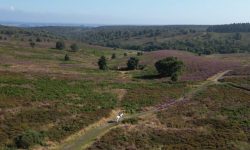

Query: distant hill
left=0, top=25, right=63, bottom=41
left=1, top=24, right=250, bottom=54
left=32, top=24, right=250, bottom=54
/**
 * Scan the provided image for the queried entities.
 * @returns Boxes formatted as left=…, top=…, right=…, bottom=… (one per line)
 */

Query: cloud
left=10, top=6, right=15, bottom=11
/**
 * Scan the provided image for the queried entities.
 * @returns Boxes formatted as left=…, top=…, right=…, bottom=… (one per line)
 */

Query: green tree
left=36, top=38, right=42, bottom=42
left=98, top=56, right=108, bottom=70
left=233, top=33, right=242, bottom=40
left=127, top=57, right=139, bottom=70
left=30, top=42, right=35, bottom=48
left=56, top=41, right=65, bottom=50
left=70, top=43, right=79, bottom=51
left=15, top=130, right=44, bottom=149
left=137, top=52, right=143, bottom=56
left=111, top=53, right=116, bottom=59
left=203, top=49, right=212, bottom=55
left=64, top=54, right=70, bottom=61
left=155, top=57, right=184, bottom=78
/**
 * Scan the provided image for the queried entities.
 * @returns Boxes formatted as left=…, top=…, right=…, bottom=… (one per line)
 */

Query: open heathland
left=0, top=25, right=249, bottom=149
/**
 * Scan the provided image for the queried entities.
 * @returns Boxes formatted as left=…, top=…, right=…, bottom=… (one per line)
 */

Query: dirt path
left=57, top=70, right=231, bottom=150
left=207, top=70, right=231, bottom=82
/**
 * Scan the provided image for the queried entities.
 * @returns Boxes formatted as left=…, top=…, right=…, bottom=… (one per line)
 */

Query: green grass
left=0, top=73, right=118, bottom=148
left=0, top=71, right=190, bottom=148
left=220, top=76, right=250, bottom=90
left=0, top=74, right=30, bottom=85
left=121, top=83, right=189, bottom=113
left=0, top=38, right=249, bottom=149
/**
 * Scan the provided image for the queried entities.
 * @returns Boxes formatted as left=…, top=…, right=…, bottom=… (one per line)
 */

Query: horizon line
left=1, top=21, right=248, bottom=28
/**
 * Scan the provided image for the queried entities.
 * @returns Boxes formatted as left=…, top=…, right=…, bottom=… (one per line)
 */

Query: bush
left=127, top=57, right=139, bottom=70
left=155, top=57, right=184, bottom=78
left=64, top=54, right=70, bottom=61
left=30, top=42, right=35, bottom=48
left=98, top=56, right=108, bottom=70
left=138, top=64, right=146, bottom=70
left=70, top=43, right=79, bottom=51
left=14, top=130, right=44, bottom=149
left=124, top=53, right=128, bottom=57
left=234, top=33, right=242, bottom=40
left=36, top=38, right=42, bottom=42
left=171, top=73, right=179, bottom=82
left=137, top=52, right=143, bottom=56
left=56, top=41, right=65, bottom=50
left=122, top=118, right=139, bottom=124
left=111, top=53, right=116, bottom=59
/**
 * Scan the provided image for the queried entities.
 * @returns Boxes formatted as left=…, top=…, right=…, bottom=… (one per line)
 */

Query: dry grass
left=0, top=39, right=249, bottom=149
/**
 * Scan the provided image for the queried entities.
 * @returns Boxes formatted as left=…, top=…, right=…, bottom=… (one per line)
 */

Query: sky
left=0, top=0, right=249, bottom=25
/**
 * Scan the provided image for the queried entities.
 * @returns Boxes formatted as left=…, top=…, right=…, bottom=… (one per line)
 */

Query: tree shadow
left=135, top=74, right=164, bottom=80
left=107, top=120, right=116, bottom=124
left=118, top=67, right=130, bottom=71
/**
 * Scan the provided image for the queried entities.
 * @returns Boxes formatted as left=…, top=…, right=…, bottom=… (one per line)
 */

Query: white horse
left=116, top=113, right=124, bottom=123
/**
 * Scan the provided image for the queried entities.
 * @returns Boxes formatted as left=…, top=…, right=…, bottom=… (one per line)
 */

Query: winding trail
left=57, top=70, right=231, bottom=150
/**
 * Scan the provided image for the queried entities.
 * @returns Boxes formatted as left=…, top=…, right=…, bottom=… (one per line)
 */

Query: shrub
left=30, top=42, right=35, bottom=48
left=137, top=52, right=143, bottom=56
left=171, top=73, right=179, bottom=82
left=122, top=118, right=139, bottom=124
left=70, top=43, right=79, bottom=51
left=233, top=33, right=242, bottom=40
left=64, top=54, right=70, bottom=61
left=138, top=64, right=146, bottom=70
left=36, top=38, right=42, bottom=42
left=98, top=56, right=108, bottom=70
left=111, top=53, right=116, bottom=59
left=127, top=57, right=139, bottom=70
left=14, top=130, right=44, bottom=149
left=124, top=53, right=128, bottom=57
left=155, top=57, right=184, bottom=77
left=56, top=41, right=65, bottom=50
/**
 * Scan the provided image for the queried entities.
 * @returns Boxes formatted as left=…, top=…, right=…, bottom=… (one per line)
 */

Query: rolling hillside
left=0, top=25, right=249, bottom=149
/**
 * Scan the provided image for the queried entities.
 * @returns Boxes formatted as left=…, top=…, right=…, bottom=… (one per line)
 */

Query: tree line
left=207, top=23, right=250, bottom=33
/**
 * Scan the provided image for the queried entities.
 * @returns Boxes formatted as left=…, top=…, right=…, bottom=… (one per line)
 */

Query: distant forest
left=36, top=24, right=249, bottom=54
left=1, top=24, right=250, bottom=54
left=207, top=23, right=250, bottom=32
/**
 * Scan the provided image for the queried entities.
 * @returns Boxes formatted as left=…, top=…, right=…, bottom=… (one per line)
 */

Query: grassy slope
left=89, top=76, right=250, bottom=150
left=82, top=53, right=249, bottom=149
left=61, top=70, right=230, bottom=150
left=0, top=40, right=130, bottom=148
left=0, top=40, right=188, bottom=148
left=0, top=35, right=249, bottom=149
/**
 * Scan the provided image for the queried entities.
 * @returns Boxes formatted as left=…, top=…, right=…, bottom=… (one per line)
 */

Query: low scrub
left=14, top=130, right=45, bottom=149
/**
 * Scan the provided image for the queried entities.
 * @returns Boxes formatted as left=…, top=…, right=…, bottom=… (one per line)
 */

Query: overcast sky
left=0, top=0, right=249, bottom=25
